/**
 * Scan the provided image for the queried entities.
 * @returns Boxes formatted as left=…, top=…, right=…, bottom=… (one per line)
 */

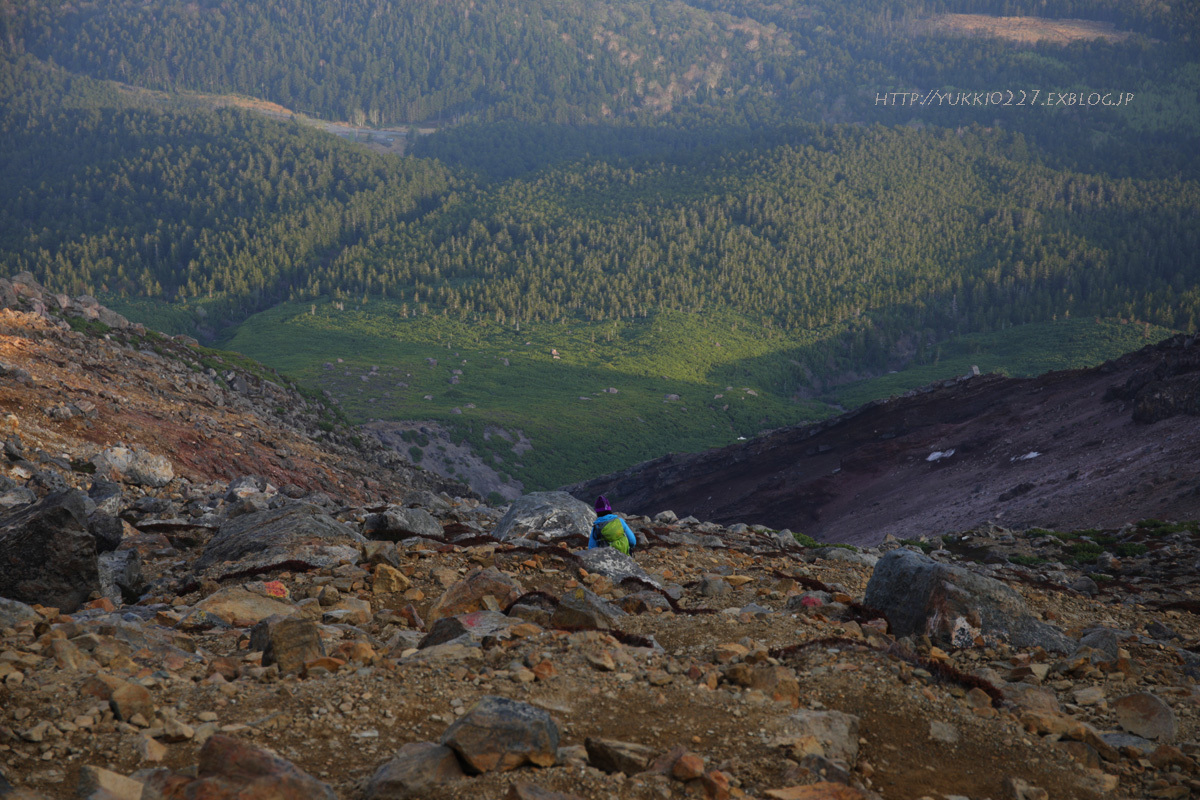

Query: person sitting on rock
left=589, top=496, right=637, bottom=555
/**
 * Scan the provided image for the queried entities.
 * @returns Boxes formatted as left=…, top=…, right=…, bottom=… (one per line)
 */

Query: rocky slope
left=4, top=273, right=1200, bottom=800
left=568, top=334, right=1200, bottom=546
left=0, top=272, right=466, bottom=505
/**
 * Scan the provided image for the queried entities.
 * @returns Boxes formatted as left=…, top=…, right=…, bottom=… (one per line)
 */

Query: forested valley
left=1, top=0, right=1197, bottom=488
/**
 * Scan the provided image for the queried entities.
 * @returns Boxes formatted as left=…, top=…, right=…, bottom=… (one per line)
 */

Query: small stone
left=764, top=784, right=868, bottom=800
left=373, top=564, right=411, bottom=594
left=251, top=617, right=324, bottom=676
left=21, top=721, right=51, bottom=743
left=965, top=688, right=992, bottom=709
left=584, top=737, right=657, bottom=775
left=110, top=682, right=154, bottom=722
left=1006, top=777, right=1049, bottom=800
left=930, top=720, right=959, bottom=744
left=137, top=735, right=168, bottom=762
left=671, top=752, right=706, bottom=781
left=778, top=709, right=860, bottom=766
left=324, top=596, right=372, bottom=625
left=161, top=718, right=194, bottom=742
left=192, top=586, right=298, bottom=627
left=586, top=651, right=616, bottom=672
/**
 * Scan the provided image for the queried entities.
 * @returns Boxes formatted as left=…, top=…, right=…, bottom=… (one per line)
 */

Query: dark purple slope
left=567, top=335, right=1200, bottom=546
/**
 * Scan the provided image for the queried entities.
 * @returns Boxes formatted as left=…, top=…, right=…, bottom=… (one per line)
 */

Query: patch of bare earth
left=925, top=14, right=1133, bottom=45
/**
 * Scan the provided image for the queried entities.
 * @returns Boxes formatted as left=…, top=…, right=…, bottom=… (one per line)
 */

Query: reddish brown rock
left=364, top=741, right=464, bottom=799
left=171, top=734, right=339, bottom=799
left=671, top=752, right=706, bottom=781
left=427, top=568, right=523, bottom=623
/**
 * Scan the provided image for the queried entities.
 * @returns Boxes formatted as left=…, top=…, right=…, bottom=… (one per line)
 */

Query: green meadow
left=224, top=300, right=1174, bottom=491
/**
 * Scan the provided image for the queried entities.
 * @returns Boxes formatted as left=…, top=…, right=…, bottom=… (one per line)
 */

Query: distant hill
left=568, top=334, right=1200, bottom=544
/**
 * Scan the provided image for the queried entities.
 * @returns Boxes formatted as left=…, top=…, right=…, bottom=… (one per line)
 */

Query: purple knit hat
left=595, top=495, right=613, bottom=514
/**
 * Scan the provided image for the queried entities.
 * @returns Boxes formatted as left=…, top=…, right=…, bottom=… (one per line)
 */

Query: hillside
left=2, top=0, right=1200, bottom=492
left=568, top=334, right=1200, bottom=544
left=0, top=273, right=466, bottom=503
left=4, top=273, right=1200, bottom=800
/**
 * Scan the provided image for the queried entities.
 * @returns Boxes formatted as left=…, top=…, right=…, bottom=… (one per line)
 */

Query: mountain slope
left=568, top=334, right=1200, bottom=544
left=0, top=272, right=467, bottom=503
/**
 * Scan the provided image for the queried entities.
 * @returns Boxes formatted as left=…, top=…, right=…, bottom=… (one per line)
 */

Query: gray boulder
left=365, top=742, right=464, bottom=799
left=0, top=487, right=35, bottom=510
left=863, top=548, right=1074, bottom=653
left=98, top=549, right=144, bottom=604
left=0, top=597, right=39, bottom=629
left=0, top=490, right=99, bottom=612
left=87, top=480, right=124, bottom=515
left=196, top=504, right=365, bottom=579
left=550, top=587, right=625, bottom=630
left=92, top=446, right=174, bottom=487
left=1114, top=693, right=1178, bottom=741
left=88, top=513, right=124, bottom=554
left=576, top=547, right=660, bottom=588
left=1078, top=628, right=1123, bottom=661
left=492, top=492, right=594, bottom=542
left=441, top=696, right=559, bottom=773
left=365, top=507, right=444, bottom=541
left=813, top=546, right=879, bottom=568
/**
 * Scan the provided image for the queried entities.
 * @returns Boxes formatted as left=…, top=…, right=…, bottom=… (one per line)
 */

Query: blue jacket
left=588, top=513, right=637, bottom=551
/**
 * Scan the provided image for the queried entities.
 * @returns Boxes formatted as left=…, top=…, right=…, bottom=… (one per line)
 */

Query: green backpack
left=595, top=517, right=630, bottom=554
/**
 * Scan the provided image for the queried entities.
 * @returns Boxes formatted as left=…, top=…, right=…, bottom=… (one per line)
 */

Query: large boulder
left=364, top=507, right=444, bottom=541
left=193, top=586, right=299, bottom=627
left=196, top=504, right=366, bottom=579
left=551, top=587, right=625, bottom=630
left=441, top=696, right=559, bottom=773
left=426, top=568, right=524, bottom=623
left=863, top=549, right=1074, bottom=653
left=0, top=490, right=99, bottom=612
left=140, top=734, right=338, bottom=798
left=365, top=742, right=465, bottom=799
left=577, top=547, right=660, bottom=588
left=492, top=492, right=594, bottom=542
left=1114, top=693, right=1178, bottom=741
left=92, top=446, right=174, bottom=488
